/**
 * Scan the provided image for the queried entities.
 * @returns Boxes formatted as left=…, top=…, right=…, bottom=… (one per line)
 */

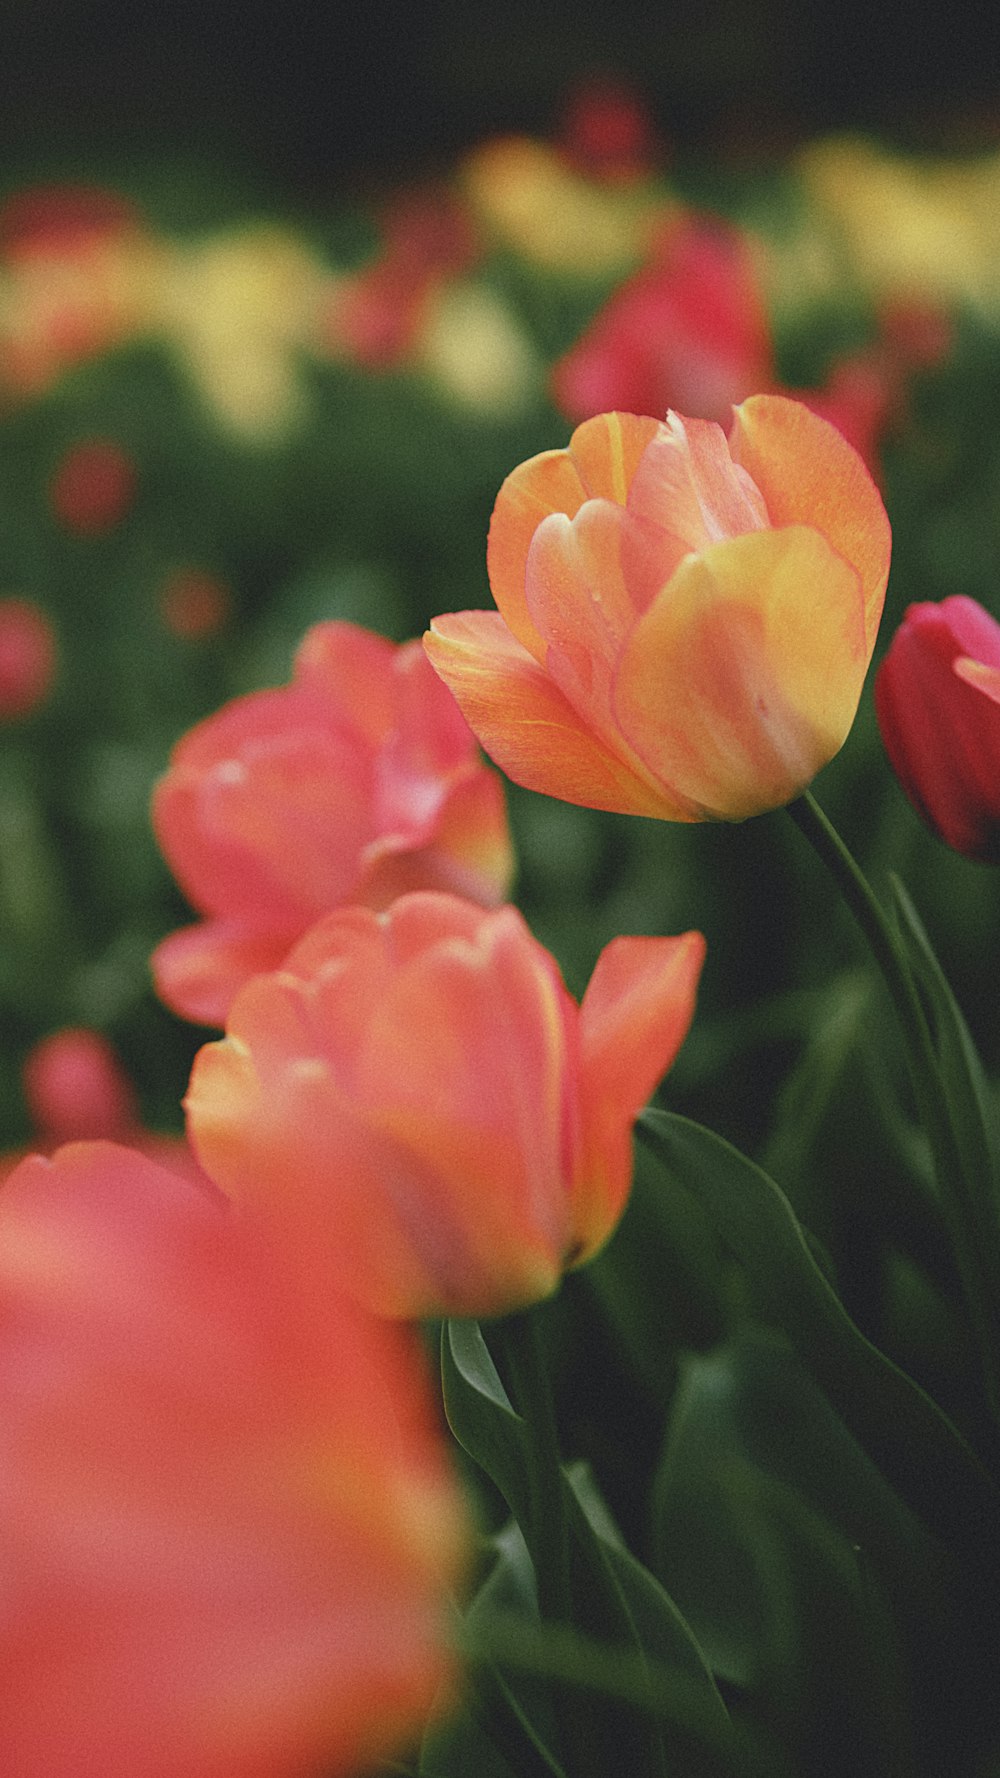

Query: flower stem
left=786, top=789, right=1000, bottom=1425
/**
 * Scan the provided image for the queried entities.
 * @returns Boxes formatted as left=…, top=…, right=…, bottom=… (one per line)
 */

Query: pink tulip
left=875, top=595, right=1000, bottom=861
left=151, top=621, right=513, bottom=1025
left=0, top=1140, right=467, bottom=1777
left=185, top=890, right=705, bottom=1320
left=0, top=598, right=56, bottom=720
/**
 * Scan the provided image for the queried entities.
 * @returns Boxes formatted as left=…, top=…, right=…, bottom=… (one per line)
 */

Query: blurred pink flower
left=0, top=598, right=56, bottom=720
left=0, top=1139, right=467, bottom=1777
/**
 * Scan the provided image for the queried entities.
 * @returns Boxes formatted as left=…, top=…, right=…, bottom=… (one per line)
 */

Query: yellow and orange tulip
left=425, top=395, right=891, bottom=822
left=185, top=891, right=705, bottom=1320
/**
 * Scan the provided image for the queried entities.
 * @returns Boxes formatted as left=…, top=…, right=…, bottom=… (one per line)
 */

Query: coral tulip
left=0, top=1141, right=466, bottom=1777
left=426, top=395, right=891, bottom=823
left=151, top=621, right=513, bottom=1026
left=875, top=595, right=1000, bottom=861
left=185, top=891, right=706, bottom=1320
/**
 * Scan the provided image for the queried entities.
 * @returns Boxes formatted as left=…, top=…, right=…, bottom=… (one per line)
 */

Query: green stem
left=786, top=789, right=1000, bottom=1422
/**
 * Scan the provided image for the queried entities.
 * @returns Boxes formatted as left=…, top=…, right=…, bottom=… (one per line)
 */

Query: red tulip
left=875, top=595, right=1000, bottom=861
left=551, top=217, right=773, bottom=428
left=0, top=1140, right=467, bottom=1777
left=0, top=598, right=56, bottom=720
left=426, top=396, right=891, bottom=823
left=185, top=890, right=705, bottom=1320
left=152, top=621, right=513, bottom=1025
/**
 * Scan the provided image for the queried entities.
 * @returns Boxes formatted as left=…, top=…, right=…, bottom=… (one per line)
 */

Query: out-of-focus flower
left=49, top=437, right=136, bottom=534
left=415, top=280, right=540, bottom=417
left=323, top=187, right=479, bottom=371
left=0, top=183, right=160, bottom=395
left=158, top=567, right=232, bottom=640
left=551, top=216, right=773, bottom=426
left=185, top=891, right=705, bottom=1320
left=460, top=135, right=674, bottom=277
left=152, top=621, right=514, bottom=1026
left=152, top=226, right=328, bottom=441
left=0, top=1027, right=210, bottom=1188
left=557, top=77, right=661, bottom=185
left=0, top=1140, right=467, bottom=1777
left=797, top=137, right=1000, bottom=315
left=22, top=1027, right=137, bottom=1141
left=875, top=596, right=1000, bottom=861
left=550, top=213, right=920, bottom=481
left=0, top=597, right=56, bottom=720
left=426, top=397, right=891, bottom=822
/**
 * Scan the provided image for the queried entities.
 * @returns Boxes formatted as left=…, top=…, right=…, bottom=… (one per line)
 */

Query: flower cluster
left=16, top=369, right=1000, bottom=1776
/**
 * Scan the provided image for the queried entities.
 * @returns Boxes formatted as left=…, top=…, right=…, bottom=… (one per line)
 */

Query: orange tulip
left=152, top=620, right=513, bottom=1025
left=185, top=891, right=705, bottom=1320
left=425, top=395, right=891, bottom=822
left=0, top=1140, right=466, bottom=1777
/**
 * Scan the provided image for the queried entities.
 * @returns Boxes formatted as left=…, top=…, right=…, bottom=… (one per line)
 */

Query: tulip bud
left=875, top=595, right=1000, bottom=861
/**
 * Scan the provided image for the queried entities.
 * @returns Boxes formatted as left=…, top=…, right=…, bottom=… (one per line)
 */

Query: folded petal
left=425, top=610, right=685, bottom=818
left=730, top=393, right=892, bottom=650
left=487, top=413, right=660, bottom=655
left=150, top=918, right=301, bottom=1027
left=615, top=525, right=868, bottom=819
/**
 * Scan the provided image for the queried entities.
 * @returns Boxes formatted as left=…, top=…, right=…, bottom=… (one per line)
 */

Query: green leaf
left=653, top=1331, right=919, bottom=1771
left=889, top=875, right=1000, bottom=1250
left=638, top=1110, right=1000, bottom=1565
left=442, top=1319, right=740, bottom=1777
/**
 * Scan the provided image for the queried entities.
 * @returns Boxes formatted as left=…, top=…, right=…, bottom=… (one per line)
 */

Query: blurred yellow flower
left=797, top=136, right=1000, bottom=315
left=152, top=225, right=329, bottom=442
left=459, top=135, right=675, bottom=277
left=416, top=279, right=540, bottom=416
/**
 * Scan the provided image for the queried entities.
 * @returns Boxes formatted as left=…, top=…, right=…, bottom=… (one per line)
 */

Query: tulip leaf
left=653, top=1330, right=927, bottom=1771
left=888, top=874, right=1000, bottom=1236
left=442, top=1319, right=741, bottom=1777
left=638, top=1109, right=1000, bottom=1564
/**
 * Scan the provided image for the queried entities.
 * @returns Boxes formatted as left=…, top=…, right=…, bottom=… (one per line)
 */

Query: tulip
left=185, top=891, right=705, bottom=1321
left=0, top=1140, right=466, bottom=1777
left=550, top=217, right=774, bottom=428
left=425, top=395, right=891, bottom=823
left=151, top=620, right=513, bottom=1026
left=875, top=595, right=1000, bottom=862
left=0, top=597, right=56, bottom=720
left=49, top=437, right=136, bottom=534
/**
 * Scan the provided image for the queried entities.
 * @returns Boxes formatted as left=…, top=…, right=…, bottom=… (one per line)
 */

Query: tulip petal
left=954, top=656, right=1000, bottom=706
left=615, top=525, right=868, bottom=819
left=487, top=413, right=661, bottom=656
left=292, top=620, right=398, bottom=745
left=151, top=918, right=302, bottom=1027
left=425, top=610, right=687, bottom=818
left=625, top=411, right=769, bottom=557
left=575, top=931, right=706, bottom=1257
left=730, top=393, right=892, bottom=649
left=356, top=937, right=575, bottom=1313
left=185, top=1015, right=452, bottom=1317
